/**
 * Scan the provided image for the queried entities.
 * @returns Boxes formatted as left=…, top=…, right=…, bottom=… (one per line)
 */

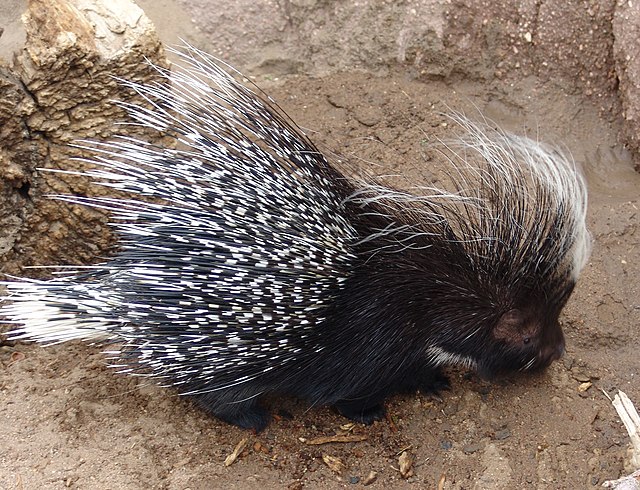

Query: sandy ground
left=2, top=1, right=640, bottom=489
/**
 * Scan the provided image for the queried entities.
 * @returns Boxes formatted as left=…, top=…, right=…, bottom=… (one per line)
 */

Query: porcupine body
left=1, top=45, right=590, bottom=431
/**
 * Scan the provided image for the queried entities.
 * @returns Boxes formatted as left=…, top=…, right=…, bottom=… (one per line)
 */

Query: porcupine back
left=3, top=46, right=358, bottom=389
left=1, top=45, right=590, bottom=430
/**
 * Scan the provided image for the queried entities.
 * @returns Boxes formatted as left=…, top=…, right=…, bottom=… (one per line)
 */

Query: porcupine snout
left=521, top=321, right=565, bottom=372
left=537, top=321, right=566, bottom=367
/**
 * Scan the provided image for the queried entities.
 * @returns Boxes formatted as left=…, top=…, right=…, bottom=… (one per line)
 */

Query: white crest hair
left=346, top=113, right=591, bottom=285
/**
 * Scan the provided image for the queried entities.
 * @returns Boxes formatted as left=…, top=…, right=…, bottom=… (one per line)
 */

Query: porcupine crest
left=1, top=45, right=590, bottom=429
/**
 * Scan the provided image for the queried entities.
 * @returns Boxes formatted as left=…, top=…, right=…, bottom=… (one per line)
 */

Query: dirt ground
left=2, top=1, right=640, bottom=489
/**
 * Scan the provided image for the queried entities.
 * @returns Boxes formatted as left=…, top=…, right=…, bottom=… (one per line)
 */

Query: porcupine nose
left=540, top=336, right=565, bottom=366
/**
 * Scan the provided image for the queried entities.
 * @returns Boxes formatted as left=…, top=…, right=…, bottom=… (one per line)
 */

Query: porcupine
left=1, top=45, right=590, bottom=431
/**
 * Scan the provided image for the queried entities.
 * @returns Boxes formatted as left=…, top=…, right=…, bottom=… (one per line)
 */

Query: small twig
left=611, top=391, right=640, bottom=468
left=306, top=434, right=368, bottom=445
left=223, top=437, right=248, bottom=467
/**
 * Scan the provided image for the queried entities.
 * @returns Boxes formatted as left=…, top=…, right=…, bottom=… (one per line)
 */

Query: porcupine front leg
left=403, top=364, right=452, bottom=400
left=335, top=365, right=450, bottom=423
left=334, top=395, right=387, bottom=424
left=396, top=365, right=451, bottom=398
left=192, top=393, right=270, bottom=432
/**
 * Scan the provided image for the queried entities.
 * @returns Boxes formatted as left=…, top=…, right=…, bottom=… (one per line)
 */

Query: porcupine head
left=0, top=45, right=591, bottom=430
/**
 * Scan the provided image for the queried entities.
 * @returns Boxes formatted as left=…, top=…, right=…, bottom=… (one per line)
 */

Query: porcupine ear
left=493, top=309, right=526, bottom=337
left=492, top=309, right=540, bottom=345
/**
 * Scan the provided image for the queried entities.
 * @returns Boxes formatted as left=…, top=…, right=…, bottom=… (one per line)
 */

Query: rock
left=613, top=1, right=640, bottom=160
left=0, top=0, right=168, bottom=277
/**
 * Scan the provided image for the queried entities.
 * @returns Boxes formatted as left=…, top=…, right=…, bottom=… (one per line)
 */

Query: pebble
left=443, top=402, right=459, bottom=416
left=494, top=428, right=511, bottom=440
left=463, top=443, right=483, bottom=454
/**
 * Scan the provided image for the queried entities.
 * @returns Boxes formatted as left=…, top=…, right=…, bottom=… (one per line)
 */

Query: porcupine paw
left=193, top=395, right=271, bottom=432
left=395, top=367, right=450, bottom=396
left=334, top=400, right=386, bottom=424
left=417, top=369, right=451, bottom=400
left=215, top=406, right=271, bottom=432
